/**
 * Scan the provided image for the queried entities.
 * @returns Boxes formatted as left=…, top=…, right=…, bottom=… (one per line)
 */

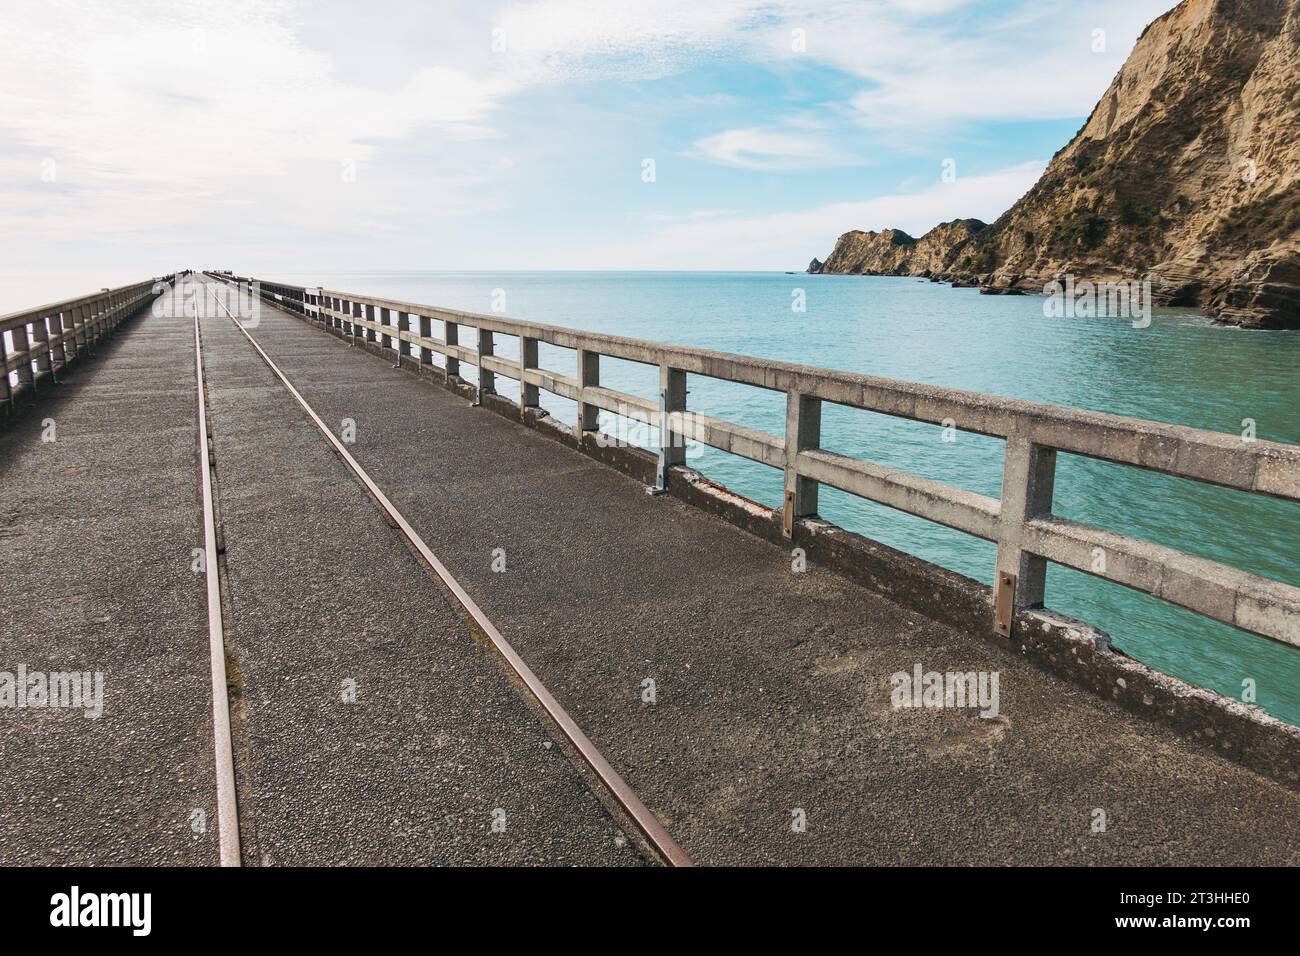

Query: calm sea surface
left=283, top=271, right=1300, bottom=725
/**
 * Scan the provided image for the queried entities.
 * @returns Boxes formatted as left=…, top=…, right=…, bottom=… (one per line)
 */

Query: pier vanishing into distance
left=1, top=273, right=1298, bottom=867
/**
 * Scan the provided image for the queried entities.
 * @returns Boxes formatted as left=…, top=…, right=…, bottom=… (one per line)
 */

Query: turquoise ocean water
left=282, top=271, right=1300, bottom=725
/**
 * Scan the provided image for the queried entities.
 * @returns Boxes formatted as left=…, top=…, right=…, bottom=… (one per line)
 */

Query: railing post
left=31, top=314, right=52, bottom=378
left=576, top=348, right=599, bottom=438
left=72, top=304, right=89, bottom=355
left=418, top=314, right=433, bottom=367
left=379, top=306, right=392, bottom=352
left=394, top=310, right=410, bottom=367
left=0, top=333, right=12, bottom=408
left=782, top=391, right=822, bottom=537
left=53, top=311, right=69, bottom=369
left=994, top=432, right=1057, bottom=636
left=519, top=336, right=539, bottom=418
left=473, top=327, right=494, bottom=405
left=365, top=303, right=377, bottom=343
left=12, top=320, right=34, bottom=392
left=445, top=321, right=460, bottom=379
left=649, top=364, right=686, bottom=494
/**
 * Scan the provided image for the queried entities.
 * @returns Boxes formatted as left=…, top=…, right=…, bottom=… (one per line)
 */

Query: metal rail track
left=190, top=279, right=242, bottom=867
left=207, top=282, right=692, bottom=868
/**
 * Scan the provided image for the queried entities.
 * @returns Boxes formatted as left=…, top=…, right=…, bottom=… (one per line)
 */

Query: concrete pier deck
left=0, top=286, right=216, bottom=864
left=196, top=300, right=635, bottom=865
left=2, top=277, right=1298, bottom=865
left=0, top=282, right=636, bottom=865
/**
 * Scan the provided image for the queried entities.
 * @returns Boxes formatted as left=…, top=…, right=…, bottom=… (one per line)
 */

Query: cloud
left=691, top=127, right=861, bottom=171
left=843, top=8, right=1175, bottom=128
left=492, top=0, right=1179, bottom=127
left=0, top=0, right=517, bottom=243
left=640, top=209, right=738, bottom=223
left=491, top=0, right=756, bottom=82
left=567, top=160, right=1046, bottom=269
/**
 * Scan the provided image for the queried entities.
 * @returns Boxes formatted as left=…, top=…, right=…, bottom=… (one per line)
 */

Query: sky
left=0, top=0, right=1180, bottom=302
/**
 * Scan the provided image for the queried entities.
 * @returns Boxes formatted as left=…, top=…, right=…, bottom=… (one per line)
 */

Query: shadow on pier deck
left=1, top=275, right=1297, bottom=866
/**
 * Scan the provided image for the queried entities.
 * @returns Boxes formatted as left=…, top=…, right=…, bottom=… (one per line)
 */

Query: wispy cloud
left=690, top=126, right=861, bottom=171
left=491, top=0, right=756, bottom=82
left=640, top=209, right=738, bottom=223
left=491, top=0, right=1177, bottom=126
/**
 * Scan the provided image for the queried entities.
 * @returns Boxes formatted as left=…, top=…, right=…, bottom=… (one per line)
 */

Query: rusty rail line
left=188, top=277, right=242, bottom=867
left=207, top=280, right=692, bottom=868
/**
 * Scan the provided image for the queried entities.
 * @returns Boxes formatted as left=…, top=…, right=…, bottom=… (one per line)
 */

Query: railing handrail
left=2, top=277, right=170, bottom=405
left=216, top=273, right=1300, bottom=652
left=235, top=275, right=1300, bottom=499
left=0, top=278, right=164, bottom=334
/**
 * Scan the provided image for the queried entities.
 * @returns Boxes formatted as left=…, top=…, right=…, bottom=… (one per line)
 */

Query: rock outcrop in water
left=808, top=0, right=1300, bottom=329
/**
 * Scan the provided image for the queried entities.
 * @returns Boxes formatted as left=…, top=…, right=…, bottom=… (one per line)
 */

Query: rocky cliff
left=810, top=219, right=987, bottom=277
left=809, top=0, right=1300, bottom=329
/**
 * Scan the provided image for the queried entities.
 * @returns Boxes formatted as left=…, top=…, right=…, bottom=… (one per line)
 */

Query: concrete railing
left=214, top=274, right=1300, bottom=651
left=1, top=278, right=169, bottom=408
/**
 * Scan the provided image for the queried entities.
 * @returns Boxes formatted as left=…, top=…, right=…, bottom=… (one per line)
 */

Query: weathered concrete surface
left=0, top=287, right=219, bottom=864
left=194, top=287, right=639, bottom=865
left=237, top=294, right=1300, bottom=866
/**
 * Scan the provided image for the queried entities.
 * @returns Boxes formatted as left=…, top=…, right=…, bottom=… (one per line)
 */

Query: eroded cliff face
left=811, top=0, right=1300, bottom=329
left=810, top=219, right=987, bottom=276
